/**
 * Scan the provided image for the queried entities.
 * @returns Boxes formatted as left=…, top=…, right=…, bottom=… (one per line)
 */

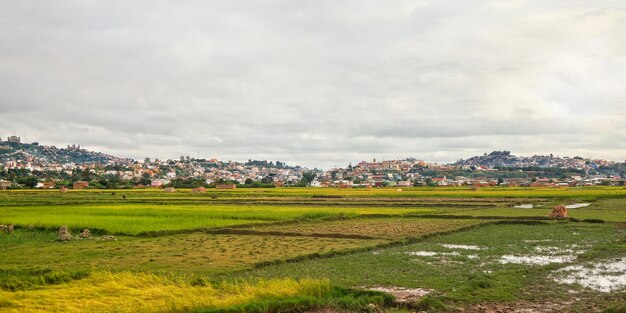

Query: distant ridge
left=0, top=137, right=622, bottom=170
left=0, top=140, right=131, bottom=165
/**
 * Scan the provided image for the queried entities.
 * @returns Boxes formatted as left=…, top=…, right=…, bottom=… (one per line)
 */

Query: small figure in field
left=122, top=195, right=126, bottom=200
left=470, top=186, right=478, bottom=192
left=79, top=229, right=91, bottom=238
left=7, top=224, right=13, bottom=233
left=57, top=225, right=73, bottom=241
left=112, top=192, right=116, bottom=195
left=550, top=204, right=568, bottom=218
left=60, top=187, right=69, bottom=193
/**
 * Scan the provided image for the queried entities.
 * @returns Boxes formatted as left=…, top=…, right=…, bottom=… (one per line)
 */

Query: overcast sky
left=1, top=1, right=625, bottom=168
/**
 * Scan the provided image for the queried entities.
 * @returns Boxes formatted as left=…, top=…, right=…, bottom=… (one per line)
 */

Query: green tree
left=301, top=171, right=317, bottom=185
left=23, top=177, right=38, bottom=188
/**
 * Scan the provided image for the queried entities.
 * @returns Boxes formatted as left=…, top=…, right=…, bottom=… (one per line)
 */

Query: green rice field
left=0, top=187, right=624, bottom=312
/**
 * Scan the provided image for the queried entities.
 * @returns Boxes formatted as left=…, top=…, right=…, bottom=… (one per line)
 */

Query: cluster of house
left=313, top=175, right=625, bottom=189
left=313, top=158, right=625, bottom=188
left=414, top=176, right=625, bottom=188
left=1, top=152, right=625, bottom=189
left=138, top=159, right=310, bottom=187
left=457, top=151, right=618, bottom=171
left=0, top=157, right=315, bottom=189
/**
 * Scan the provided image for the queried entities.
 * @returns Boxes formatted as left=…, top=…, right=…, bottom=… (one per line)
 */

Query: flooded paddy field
left=237, top=222, right=626, bottom=312
left=0, top=188, right=625, bottom=312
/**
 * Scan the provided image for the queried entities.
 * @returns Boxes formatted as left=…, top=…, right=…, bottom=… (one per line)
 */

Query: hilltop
left=0, top=140, right=131, bottom=165
left=454, top=151, right=579, bottom=168
left=453, top=151, right=618, bottom=170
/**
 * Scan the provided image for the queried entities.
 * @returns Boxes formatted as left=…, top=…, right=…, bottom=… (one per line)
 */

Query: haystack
left=550, top=204, right=568, bottom=218
left=57, top=225, right=73, bottom=241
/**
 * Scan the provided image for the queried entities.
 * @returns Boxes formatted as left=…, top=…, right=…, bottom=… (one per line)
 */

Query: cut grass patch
left=0, top=232, right=387, bottom=274
left=244, top=217, right=486, bottom=240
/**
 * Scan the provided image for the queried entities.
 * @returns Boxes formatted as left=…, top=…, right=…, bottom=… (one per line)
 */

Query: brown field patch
left=244, top=218, right=486, bottom=240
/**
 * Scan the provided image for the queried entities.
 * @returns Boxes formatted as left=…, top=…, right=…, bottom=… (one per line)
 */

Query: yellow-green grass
left=0, top=232, right=387, bottom=274
left=236, top=222, right=626, bottom=308
left=441, top=198, right=626, bottom=222
left=0, top=271, right=330, bottom=313
left=245, top=218, right=486, bottom=240
left=442, top=208, right=626, bottom=222
left=1, top=186, right=625, bottom=201
left=0, top=204, right=436, bottom=234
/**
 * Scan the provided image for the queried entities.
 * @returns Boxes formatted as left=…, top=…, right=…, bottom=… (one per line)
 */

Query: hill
left=0, top=141, right=131, bottom=165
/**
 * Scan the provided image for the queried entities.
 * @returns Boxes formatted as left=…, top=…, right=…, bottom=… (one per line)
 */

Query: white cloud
left=0, top=0, right=624, bottom=168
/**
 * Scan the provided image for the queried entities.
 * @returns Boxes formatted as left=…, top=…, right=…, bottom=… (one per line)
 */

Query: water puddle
left=441, top=244, right=484, bottom=250
left=499, top=255, right=576, bottom=265
left=565, top=203, right=591, bottom=209
left=514, top=204, right=534, bottom=209
left=534, top=245, right=587, bottom=256
left=553, top=259, right=626, bottom=292
left=407, top=251, right=438, bottom=257
left=407, top=251, right=460, bottom=257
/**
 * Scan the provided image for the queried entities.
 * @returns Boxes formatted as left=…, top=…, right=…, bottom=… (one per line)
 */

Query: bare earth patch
left=468, top=301, right=566, bottom=313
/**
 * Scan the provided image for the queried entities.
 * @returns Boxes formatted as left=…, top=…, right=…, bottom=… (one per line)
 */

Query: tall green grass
left=0, top=204, right=432, bottom=234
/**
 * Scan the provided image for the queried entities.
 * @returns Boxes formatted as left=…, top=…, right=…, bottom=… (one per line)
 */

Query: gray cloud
left=1, top=0, right=625, bottom=168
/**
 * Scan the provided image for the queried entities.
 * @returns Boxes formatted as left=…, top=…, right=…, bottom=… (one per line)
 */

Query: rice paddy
left=0, top=187, right=624, bottom=312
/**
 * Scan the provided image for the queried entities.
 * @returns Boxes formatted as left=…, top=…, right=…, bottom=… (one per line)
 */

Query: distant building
left=610, top=179, right=625, bottom=187
left=7, top=136, right=20, bottom=143
left=42, top=181, right=56, bottom=189
left=151, top=180, right=165, bottom=188
left=0, top=180, right=11, bottom=190
left=73, top=181, right=89, bottom=189
left=397, top=181, right=412, bottom=187
left=216, top=184, right=237, bottom=189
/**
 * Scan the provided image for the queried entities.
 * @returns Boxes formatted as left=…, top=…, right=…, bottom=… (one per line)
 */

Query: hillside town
left=0, top=137, right=624, bottom=189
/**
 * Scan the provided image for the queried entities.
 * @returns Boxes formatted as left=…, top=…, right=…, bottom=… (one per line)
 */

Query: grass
left=0, top=203, right=439, bottom=235
left=0, top=271, right=396, bottom=313
left=0, top=231, right=387, bottom=275
left=245, top=217, right=486, bottom=240
left=440, top=198, right=626, bottom=222
left=234, top=222, right=626, bottom=310
left=0, top=188, right=624, bottom=312
left=0, top=269, right=89, bottom=292
left=1, top=186, right=625, bottom=204
left=0, top=272, right=334, bottom=313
